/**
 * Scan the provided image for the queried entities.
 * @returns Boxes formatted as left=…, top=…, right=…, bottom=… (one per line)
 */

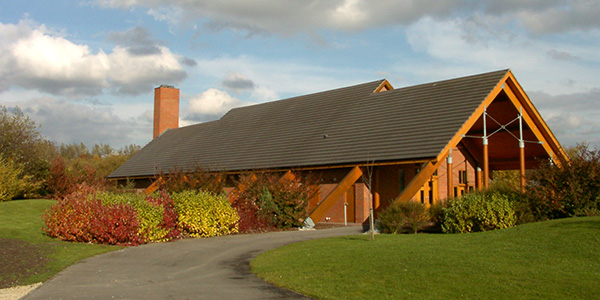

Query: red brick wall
left=437, top=148, right=476, bottom=200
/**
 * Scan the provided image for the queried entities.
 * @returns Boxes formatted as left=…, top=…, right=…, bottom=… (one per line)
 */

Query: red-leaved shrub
left=229, top=172, right=316, bottom=231
left=146, top=190, right=181, bottom=241
left=43, top=184, right=143, bottom=246
left=231, top=195, right=274, bottom=233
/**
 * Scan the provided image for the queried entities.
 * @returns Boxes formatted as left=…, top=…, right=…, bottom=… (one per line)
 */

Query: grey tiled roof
left=109, top=69, right=508, bottom=178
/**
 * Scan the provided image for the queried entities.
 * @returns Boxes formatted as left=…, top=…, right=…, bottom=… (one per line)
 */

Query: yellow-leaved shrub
left=172, top=190, right=239, bottom=237
left=0, top=156, right=40, bottom=201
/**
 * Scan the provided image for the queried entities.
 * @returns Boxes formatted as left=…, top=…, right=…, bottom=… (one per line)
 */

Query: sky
left=0, top=0, right=599, bottom=150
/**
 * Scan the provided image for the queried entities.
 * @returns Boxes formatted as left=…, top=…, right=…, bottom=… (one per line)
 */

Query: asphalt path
left=24, top=225, right=363, bottom=299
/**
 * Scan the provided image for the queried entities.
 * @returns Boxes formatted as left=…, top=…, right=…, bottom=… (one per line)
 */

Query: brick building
left=109, top=69, right=568, bottom=225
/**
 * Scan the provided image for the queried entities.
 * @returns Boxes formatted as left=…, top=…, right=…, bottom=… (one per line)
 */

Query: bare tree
left=361, top=160, right=376, bottom=240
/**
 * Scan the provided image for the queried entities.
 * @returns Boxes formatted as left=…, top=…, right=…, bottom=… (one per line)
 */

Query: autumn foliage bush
left=43, top=184, right=143, bottom=246
left=525, top=144, right=600, bottom=220
left=44, top=184, right=184, bottom=245
left=229, top=172, right=316, bottom=232
left=158, top=166, right=225, bottom=194
left=172, top=190, right=239, bottom=237
left=99, top=190, right=180, bottom=242
left=0, top=156, right=40, bottom=201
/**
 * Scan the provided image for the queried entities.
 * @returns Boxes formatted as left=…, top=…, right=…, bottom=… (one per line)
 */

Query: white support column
left=519, top=107, right=526, bottom=193
left=483, top=106, right=489, bottom=189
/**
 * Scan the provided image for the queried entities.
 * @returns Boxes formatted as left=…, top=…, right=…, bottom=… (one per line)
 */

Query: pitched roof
left=109, top=69, right=509, bottom=179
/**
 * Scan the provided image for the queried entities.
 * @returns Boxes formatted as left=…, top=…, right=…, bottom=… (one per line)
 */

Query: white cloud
left=95, top=0, right=600, bottom=36
left=190, top=55, right=375, bottom=100
left=529, top=89, right=600, bottom=149
left=7, top=97, right=151, bottom=148
left=186, top=88, right=245, bottom=118
left=0, top=19, right=186, bottom=97
left=400, top=16, right=600, bottom=95
left=108, top=45, right=186, bottom=94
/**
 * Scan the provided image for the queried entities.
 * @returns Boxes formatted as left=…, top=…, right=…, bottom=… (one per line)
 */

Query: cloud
left=0, top=19, right=186, bottom=97
left=107, top=26, right=163, bottom=56
left=185, top=88, right=247, bottom=121
left=9, top=97, right=151, bottom=148
left=222, top=73, right=255, bottom=93
left=530, top=89, right=600, bottom=149
left=180, top=57, right=197, bottom=67
left=399, top=16, right=600, bottom=95
left=95, top=1, right=600, bottom=36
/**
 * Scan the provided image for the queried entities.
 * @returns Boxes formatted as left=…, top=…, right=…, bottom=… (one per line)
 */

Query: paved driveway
left=24, top=226, right=363, bottom=299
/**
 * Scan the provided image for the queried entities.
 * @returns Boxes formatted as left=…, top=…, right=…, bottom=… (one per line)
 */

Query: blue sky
left=1, top=0, right=599, bottom=150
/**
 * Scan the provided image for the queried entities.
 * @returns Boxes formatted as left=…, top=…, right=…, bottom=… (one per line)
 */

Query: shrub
left=231, top=192, right=274, bottom=233
left=99, top=190, right=180, bottom=242
left=442, top=191, right=516, bottom=233
left=0, top=156, right=40, bottom=201
left=525, top=144, right=600, bottom=220
left=47, top=155, right=108, bottom=197
left=43, top=184, right=143, bottom=246
left=427, top=200, right=449, bottom=232
left=229, top=172, right=316, bottom=230
left=172, top=190, right=239, bottom=237
left=378, top=201, right=429, bottom=234
left=47, top=156, right=77, bottom=197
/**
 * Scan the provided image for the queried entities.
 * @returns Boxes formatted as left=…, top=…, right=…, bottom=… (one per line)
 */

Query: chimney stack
left=153, top=85, right=180, bottom=139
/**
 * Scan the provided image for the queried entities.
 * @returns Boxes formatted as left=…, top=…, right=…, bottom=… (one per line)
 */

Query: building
left=109, top=69, right=568, bottom=225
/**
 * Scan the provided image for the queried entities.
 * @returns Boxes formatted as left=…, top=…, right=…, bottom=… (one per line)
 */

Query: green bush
left=442, top=191, right=516, bottom=233
left=427, top=200, right=449, bottom=231
left=0, top=156, right=40, bottom=201
left=172, top=190, right=239, bottom=237
left=378, top=201, right=429, bottom=234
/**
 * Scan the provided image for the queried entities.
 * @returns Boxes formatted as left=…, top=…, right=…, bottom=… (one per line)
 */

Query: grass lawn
left=0, top=199, right=120, bottom=288
left=252, top=216, right=600, bottom=300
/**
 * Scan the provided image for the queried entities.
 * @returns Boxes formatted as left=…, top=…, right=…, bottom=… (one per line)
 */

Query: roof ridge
left=220, top=79, right=386, bottom=119
left=394, top=69, right=509, bottom=91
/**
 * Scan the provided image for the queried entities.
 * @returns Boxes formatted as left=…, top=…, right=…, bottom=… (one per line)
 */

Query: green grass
left=252, top=217, right=600, bottom=300
left=0, top=199, right=120, bottom=287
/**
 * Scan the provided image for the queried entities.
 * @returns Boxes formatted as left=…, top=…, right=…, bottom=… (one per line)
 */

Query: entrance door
left=345, top=185, right=355, bottom=223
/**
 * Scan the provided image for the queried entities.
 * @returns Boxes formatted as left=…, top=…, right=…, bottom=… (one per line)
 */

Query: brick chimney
left=153, top=85, right=180, bottom=139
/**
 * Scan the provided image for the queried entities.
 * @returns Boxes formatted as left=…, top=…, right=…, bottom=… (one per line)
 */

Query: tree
left=0, top=105, right=53, bottom=184
left=91, top=143, right=114, bottom=158
left=59, top=143, right=90, bottom=159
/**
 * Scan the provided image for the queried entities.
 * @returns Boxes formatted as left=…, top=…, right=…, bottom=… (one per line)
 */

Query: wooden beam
left=373, top=79, right=394, bottom=93
left=394, top=160, right=441, bottom=203
left=503, top=73, right=568, bottom=166
left=277, top=170, right=295, bottom=183
left=308, top=166, right=363, bottom=223
left=144, top=179, right=160, bottom=195
left=227, top=173, right=258, bottom=203
left=476, top=167, right=483, bottom=190
left=483, top=141, right=489, bottom=189
left=457, top=141, right=481, bottom=171
left=520, top=146, right=526, bottom=193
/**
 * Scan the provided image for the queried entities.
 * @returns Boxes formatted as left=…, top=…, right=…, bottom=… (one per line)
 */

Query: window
left=398, top=169, right=405, bottom=192
left=458, top=170, right=468, bottom=184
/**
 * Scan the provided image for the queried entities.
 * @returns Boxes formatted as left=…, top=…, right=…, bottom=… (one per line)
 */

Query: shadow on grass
left=549, top=217, right=600, bottom=230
